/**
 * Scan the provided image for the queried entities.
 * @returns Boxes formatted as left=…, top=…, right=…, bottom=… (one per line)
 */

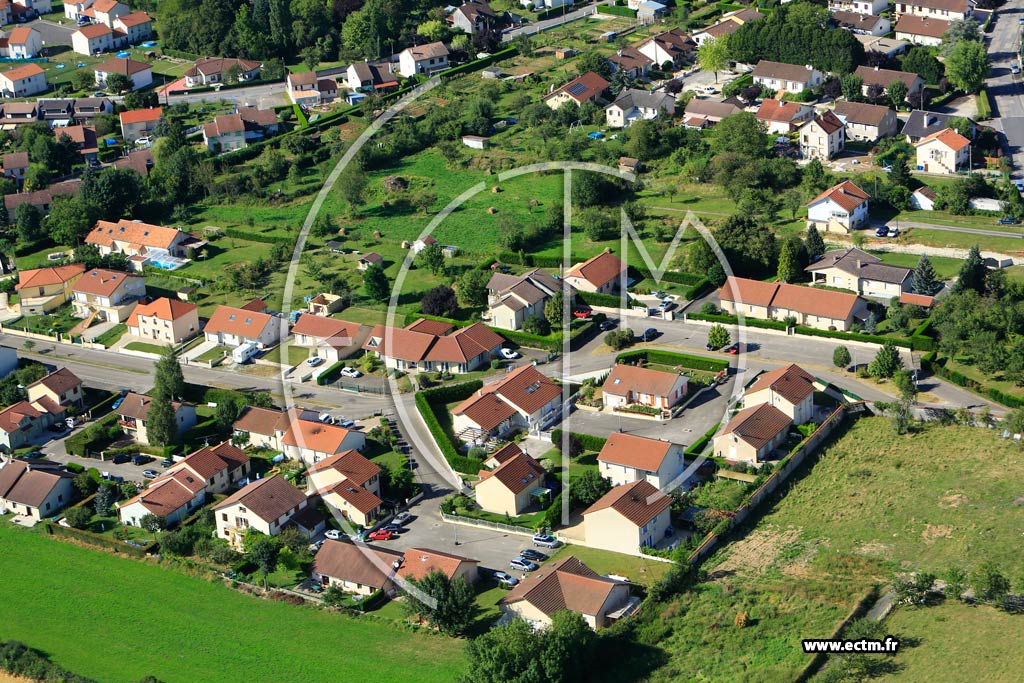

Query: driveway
left=31, top=19, right=76, bottom=48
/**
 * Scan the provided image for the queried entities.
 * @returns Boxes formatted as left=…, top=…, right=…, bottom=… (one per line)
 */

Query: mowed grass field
left=644, top=417, right=1024, bottom=683
left=0, top=523, right=464, bottom=683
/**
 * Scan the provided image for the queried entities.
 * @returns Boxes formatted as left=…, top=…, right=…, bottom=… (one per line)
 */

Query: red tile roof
left=453, top=391, right=516, bottom=431
left=546, top=71, right=609, bottom=104
left=16, top=263, right=85, bottom=290
left=719, top=277, right=862, bottom=322
left=76, top=23, right=113, bottom=39
left=583, top=480, right=671, bottom=527
left=232, top=405, right=291, bottom=436
left=899, top=292, right=935, bottom=308
left=477, top=452, right=545, bottom=495
left=307, top=449, right=380, bottom=487
left=115, top=10, right=152, bottom=27
left=204, top=303, right=275, bottom=340
left=291, top=314, right=360, bottom=346
left=603, top=363, right=684, bottom=398
left=746, top=364, right=815, bottom=405
left=916, top=127, right=970, bottom=152
left=597, top=432, right=675, bottom=473
left=72, top=268, right=142, bottom=297
left=26, top=368, right=81, bottom=396
left=214, top=474, right=306, bottom=523
left=756, top=99, right=808, bottom=123
left=0, top=460, right=73, bottom=508
left=95, top=56, right=150, bottom=76
left=119, top=107, right=162, bottom=125
left=894, top=14, right=951, bottom=39
left=86, top=218, right=181, bottom=250
left=809, top=180, right=870, bottom=213
left=566, top=251, right=625, bottom=290
left=172, top=441, right=249, bottom=481
left=500, top=556, right=622, bottom=617
left=324, top=479, right=382, bottom=515
left=281, top=419, right=357, bottom=455
left=396, top=547, right=477, bottom=582
left=721, top=403, right=792, bottom=450
left=1, top=63, right=44, bottom=81
left=126, top=297, right=197, bottom=327
left=312, top=539, right=401, bottom=589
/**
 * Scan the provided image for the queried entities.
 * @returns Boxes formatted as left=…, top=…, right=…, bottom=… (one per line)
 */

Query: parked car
left=161, top=458, right=173, bottom=468
left=382, top=524, right=402, bottom=534
left=998, top=216, right=1019, bottom=225
left=599, top=319, right=617, bottom=331
left=725, top=343, right=741, bottom=355
left=493, top=571, right=519, bottom=588
left=509, top=557, right=538, bottom=572
left=653, top=291, right=668, bottom=299
left=1013, top=63, right=1022, bottom=74
left=131, top=455, right=150, bottom=466
left=368, top=529, right=395, bottom=541
left=520, top=549, right=548, bottom=563
left=887, top=227, right=900, bottom=238
left=111, top=396, right=125, bottom=410
left=641, top=328, right=659, bottom=342
left=659, top=299, right=673, bottom=311
left=340, top=367, right=362, bottom=378
left=309, top=540, right=324, bottom=552
left=393, top=511, right=412, bottom=525
left=134, top=136, right=153, bottom=146
left=324, top=529, right=343, bottom=540
left=306, top=356, right=324, bottom=367
left=142, top=469, right=158, bottom=479
left=48, top=422, right=66, bottom=433
left=875, top=226, right=889, bottom=237
left=533, top=534, right=561, bottom=548
left=1015, top=179, right=1024, bottom=192
left=500, top=348, right=520, bottom=360
left=111, top=453, right=131, bottom=465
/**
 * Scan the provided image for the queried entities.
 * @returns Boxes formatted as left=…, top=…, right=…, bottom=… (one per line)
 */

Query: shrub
left=64, top=505, right=92, bottom=529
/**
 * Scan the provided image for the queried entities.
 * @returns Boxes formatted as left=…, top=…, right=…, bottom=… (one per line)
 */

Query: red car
left=368, top=529, right=395, bottom=541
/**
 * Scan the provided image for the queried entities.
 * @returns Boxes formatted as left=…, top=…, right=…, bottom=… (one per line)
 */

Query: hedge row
left=223, top=227, right=295, bottom=246
left=684, top=424, right=720, bottom=457
left=497, top=320, right=594, bottom=352
left=920, top=353, right=1024, bottom=409
left=293, top=103, right=309, bottom=128
left=439, top=48, right=517, bottom=81
left=497, top=251, right=575, bottom=269
left=550, top=429, right=607, bottom=453
left=688, top=311, right=788, bottom=331
left=659, top=271, right=704, bottom=286
left=45, top=522, right=156, bottom=557
left=420, top=380, right=483, bottom=405
left=616, top=349, right=729, bottom=373
left=597, top=4, right=636, bottom=17
left=65, top=412, right=118, bottom=457
left=577, top=290, right=634, bottom=308
left=316, top=360, right=347, bottom=385
left=684, top=278, right=713, bottom=301
left=416, top=381, right=487, bottom=474
left=353, top=588, right=389, bottom=612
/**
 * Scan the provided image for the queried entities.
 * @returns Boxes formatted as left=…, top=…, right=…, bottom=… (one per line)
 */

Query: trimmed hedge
left=684, top=424, right=720, bottom=457
left=577, top=290, right=635, bottom=308
left=440, top=48, right=517, bottom=81
left=497, top=251, right=575, bottom=269
left=353, top=588, right=389, bottom=612
left=660, top=271, right=704, bottom=286
left=976, top=90, right=992, bottom=121
left=420, top=381, right=484, bottom=405
left=616, top=349, right=729, bottom=373
left=223, top=227, right=294, bottom=245
left=689, top=311, right=788, bottom=331
left=316, top=360, right=347, bottom=385
left=598, top=4, right=636, bottom=17
left=65, top=412, right=118, bottom=457
left=496, top=320, right=595, bottom=352
left=293, top=103, right=309, bottom=128
left=684, top=278, right=714, bottom=301
left=416, top=381, right=486, bottom=474
left=550, top=429, right=607, bottom=453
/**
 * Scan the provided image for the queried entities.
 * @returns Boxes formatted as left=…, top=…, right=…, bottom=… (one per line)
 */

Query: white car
left=134, top=136, right=153, bottom=146
left=500, top=348, right=520, bottom=360
left=340, top=367, right=362, bottom=378
left=887, top=227, right=900, bottom=238
left=306, top=356, right=324, bottom=367
left=324, top=529, right=342, bottom=540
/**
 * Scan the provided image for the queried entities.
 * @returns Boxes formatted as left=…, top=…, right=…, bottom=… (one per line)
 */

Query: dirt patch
left=0, top=672, right=34, bottom=683
left=939, top=492, right=969, bottom=508
left=922, top=524, right=954, bottom=544
left=854, top=542, right=891, bottom=558
left=712, top=527, right=802, bottom=578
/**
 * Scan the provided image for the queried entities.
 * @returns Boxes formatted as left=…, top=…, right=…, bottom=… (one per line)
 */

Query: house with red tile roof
left=94, top=56, right=151, bottom=91
left=183, top=57, right=261, bottom=88
left=486, top=268, right=566, bottom=332
left=500, top=556, right=633, bottom=629
left=25, top=367, right=83, bottom=410
left=291, top=314, right=363, bottom=362
left=91, top=0, right=129, bottom=28
left=636, top=28, right=695, bottom=68
left=544, top=71, right=609, bottom=110
left=306, top=448, right=381, bottom=497
left=118, top=106, right=161, bottom=141
left=0, top=400, right=64, bottom=451
left=806, top=180, right=870, bottom=234
left=397, top=40, right=449, bottom=78
left=797, top=110, right=846, bottom=160
left=914, top=127, right=970, bottom=175
left=744, top=364, right=817, bottom=424
left=752, top=60, right=823, bottom=93
left=718, top=276, right=869, bottom=331
left=203, top=301, right=281, bottom=349
left=597, top=432, right=685, bottom=490
left=396, top=547, right=479, bottom=585
left=214, top=475, right=321, bottom=549
left=0, top=457, right=75, bottom=521
left=564, top=250, right=626, bottom=295
left=202, top=113, right=246, bottom=153
left=362, top=320, right=505, bottom=374
left=232, top=405, right=366, bottom=464
left=894, top=14, right=949, bottom=47
left=0, top=62, right=46, bottom=97
left=756, top=99, right=814, bottom=135
left=112, top=11, right=153, bottom=43
left=854, top=65, right=924, bottom=101
left=85, top=218, right=192, bottom=260
left=311, top=539, right=403, bottom=596
left=71, top=268, right=145, bottom=324
left=601, top=363, right=688, bottom=416
left=713, top=403, right=793, bottom=465
left=15, top=263, right=85, bottom=315
left=71, top=22, right=125, bottom=56
left=125, top=297, right=200, bottom=345
left=692, top=8, right=764, bottom=45
left=896, top=0, right=971, bottom=22
left=582, top=480, right=673, bottom=554
left=474, top=451, right=548, bottom=516
left=167, top=441, right=251, bottom=494
left=4, top=26, right=42, bottom=59
left=452, top=364, right=563, bottom=440
left=319, top=477, right=383, bottom=528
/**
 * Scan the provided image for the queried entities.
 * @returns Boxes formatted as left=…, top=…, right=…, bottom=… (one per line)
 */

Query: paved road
left=883, top=219, right=1024, bottom=240
left=166, top=82, right=289, bottom=108
left=987, top=3, right=1024, bottom=175
left=502, top=2, right=599, bottom=41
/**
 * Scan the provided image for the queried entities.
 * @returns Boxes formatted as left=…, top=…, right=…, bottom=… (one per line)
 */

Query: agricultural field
left=641, top=417, right=1024, bottom=683
left=0, top=522, right=465, bottom=683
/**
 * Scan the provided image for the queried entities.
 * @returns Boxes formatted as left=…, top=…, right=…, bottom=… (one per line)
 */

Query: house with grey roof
left=605, top=88, right=676, bottom=128
left=805, top=248, right=912, bottom=299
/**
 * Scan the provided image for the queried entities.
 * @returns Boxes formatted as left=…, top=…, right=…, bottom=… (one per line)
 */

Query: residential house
left=544, top=71, right=609, bottom=110
left=14, top=263, right=85, bottom=315
left=125, top=297, right=200, bottom=345
left=396, top=548, right=479, bottom=586
left=474, top=451, right=547, bottom=516
left=900, top=292, right=936, bottom=308
left=752, top=60, right=823, bottom=94
left=895, top=0, right=971, bottom=21
left=607, top=47, right=653, bottom=79
left=914, top=127, right=970, bottom=174
left=357, top=252, right=383, bottom=270
left=361, top=321, right=505, bottom=374
left=287, top=71, right=320, bottom=106
left=11, top=0, right=53, bottom=21
left=112, top=11, right=153, bottom=44
left=345, top=61, right=398, bottom=93
left=74, top=96, right=114, bottom=120
left=854, top=35, right=911, bottom=58
left=5, top=27, right=42, bottom=58
left=112, top=147, right=153, bottom=177
left=682, top=98, right=745, bottom=128
left=306, top=448, right=381, bottom=498
left=597, top=432, right=685, bottom=490
left=316, top=77, right=338, bottom=103
left=63, top=0, right=94, bottom=21
left=565, top=251, right=626, bottom=295
left=900, top=109, right=972, bottom=143
left=714, top=403, right=792, bottom=464
left=805, top=179, right=870, bottom=234
left=601, top=363, right=688, bottom=416
left=214, top=475, right=315, bottom=550
left=0, top=458, right=75, bottom=520
left=1, top=151, right=28, bottom=181
left=637, top=0, right=668, bottom=23
left=90, top=0, right=129, bottom=28
left=117, top=469, right=205, bottom=527
left=832, top=101, right=898, bottom=142
left=718, top=276, right=870, bottom=331
left=397, top=41, right=449, bottom=78
left=635, top=28, right=695, bottom=68
left=311, top=540, right=403, bottom=596
left=0, top=63, right=45, bottom=97
left=94, top=56, right=152, bottom=91
left=202, top=113, right=246, bottom=152
left=164, top=441, right=251, bottom=495
left=237, top=106, right=280, bottom=140
left=319, top=477, right=382, bottom=528
left=692, top=8, right=764, bottom=45
left=911, top=186, right=936, bottom=210
left=450, top=0, right=497, bottom=34
left=756, top=99, right=814, bottom=135
left=58, top=125, right=99, bottom=164
left=854, top=65, right=924, bottom=101
left=4, top=182, right=80, bottom=223
left=291, top=314, right=362, bottom=363
left=25, top=368, right=83, bottom=411
left=85, top=218, right=192, bottom=260
left=36, top=98, right=75, bottom=122
left=806, top=247, right=913, bottom=299
left=831, top=10, right=890, bottom=35
left=305, top=292, right=345, bottom=316
left=744, top=364, right=817, bottom=424
left=1, top=101, right=37, bottom=122
left=500, top=556, right=634, bottom=629
left=893, top=14, right=950, bottom=46
left=410, top=235, right=438, bottom=254
left=486, top=268, right=564, bottom=331
left=203, top=300, right=281, bottom=349
left=232, top=405, right=366, bottom=464
left=0, top=401, right=62, bottom=451
left=71, top=268, right=145, bottom=323
left=115, top=392, right=197, bottom=446
left=452, top=364, right=563, bottom=439
left=605, top=88, right=676, bottom=128
left=118, top=106, right=161, bottom=141
left=183, top=57, right=261, bottom=87
left=71, top=24, right=122, bottom=56
left=583, top=480, right=673, bottom=554
left=828, top=0, right=889, bottom=14
left=797, top=111, right=845, bottom=160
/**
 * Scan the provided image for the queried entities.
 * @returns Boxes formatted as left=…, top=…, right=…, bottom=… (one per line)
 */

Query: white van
left=232, top=342, right=259, bottom=364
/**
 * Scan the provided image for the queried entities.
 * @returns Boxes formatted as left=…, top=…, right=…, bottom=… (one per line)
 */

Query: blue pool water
left=116, top=51, right=131, bottom=58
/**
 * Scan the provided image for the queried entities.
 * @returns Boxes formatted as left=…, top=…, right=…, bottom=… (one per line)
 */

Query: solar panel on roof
left=566, top=82, right=589, bottom=96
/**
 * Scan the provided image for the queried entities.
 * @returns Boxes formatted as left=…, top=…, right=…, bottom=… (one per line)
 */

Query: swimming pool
left=148, top=254, right=186, bottom=270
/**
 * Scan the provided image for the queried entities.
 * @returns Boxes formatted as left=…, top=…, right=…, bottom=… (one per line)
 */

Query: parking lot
left=27, top=19, right=75, bottom=48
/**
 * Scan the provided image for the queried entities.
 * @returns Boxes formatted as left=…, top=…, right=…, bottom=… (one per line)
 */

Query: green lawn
left=548, top=545, right=671, bottom=588
left=124, top=341, right=171, bottom=355
left=894, top=227, right=1024, bottom=254
left=93, top=323, right=128, bottom=347
left=894, top=208, right=1024, bottom=233
left=943, top=357, right=1024, bottom=400
left=195, top=345, right=229, bottom=363
left=260, top=344, right=309, bottom=366
left=871, top=251, right=963, bottom=280
left=11, top=305, right=81, bottom=337
left=0, top=522, right=464, bottom=683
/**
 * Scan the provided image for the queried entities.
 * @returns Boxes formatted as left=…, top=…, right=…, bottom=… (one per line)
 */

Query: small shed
left=481, top=66, right=503, bottom=79
left=358, top=252, right=383, bottom=271
left=554, top=48, right=576, bottom=60
left=462, top=135, right=488, bottom=150
left=618, top=156, right=641, bottom=174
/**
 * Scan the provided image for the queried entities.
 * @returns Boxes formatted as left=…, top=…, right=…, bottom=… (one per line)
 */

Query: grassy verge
left=124, top=341, right=170, bottom=354
left=93, top=323, right=127, bottom=348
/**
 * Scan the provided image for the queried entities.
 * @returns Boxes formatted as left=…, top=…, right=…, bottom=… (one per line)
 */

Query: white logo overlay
left=276, top=79, right=748, bottom=612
